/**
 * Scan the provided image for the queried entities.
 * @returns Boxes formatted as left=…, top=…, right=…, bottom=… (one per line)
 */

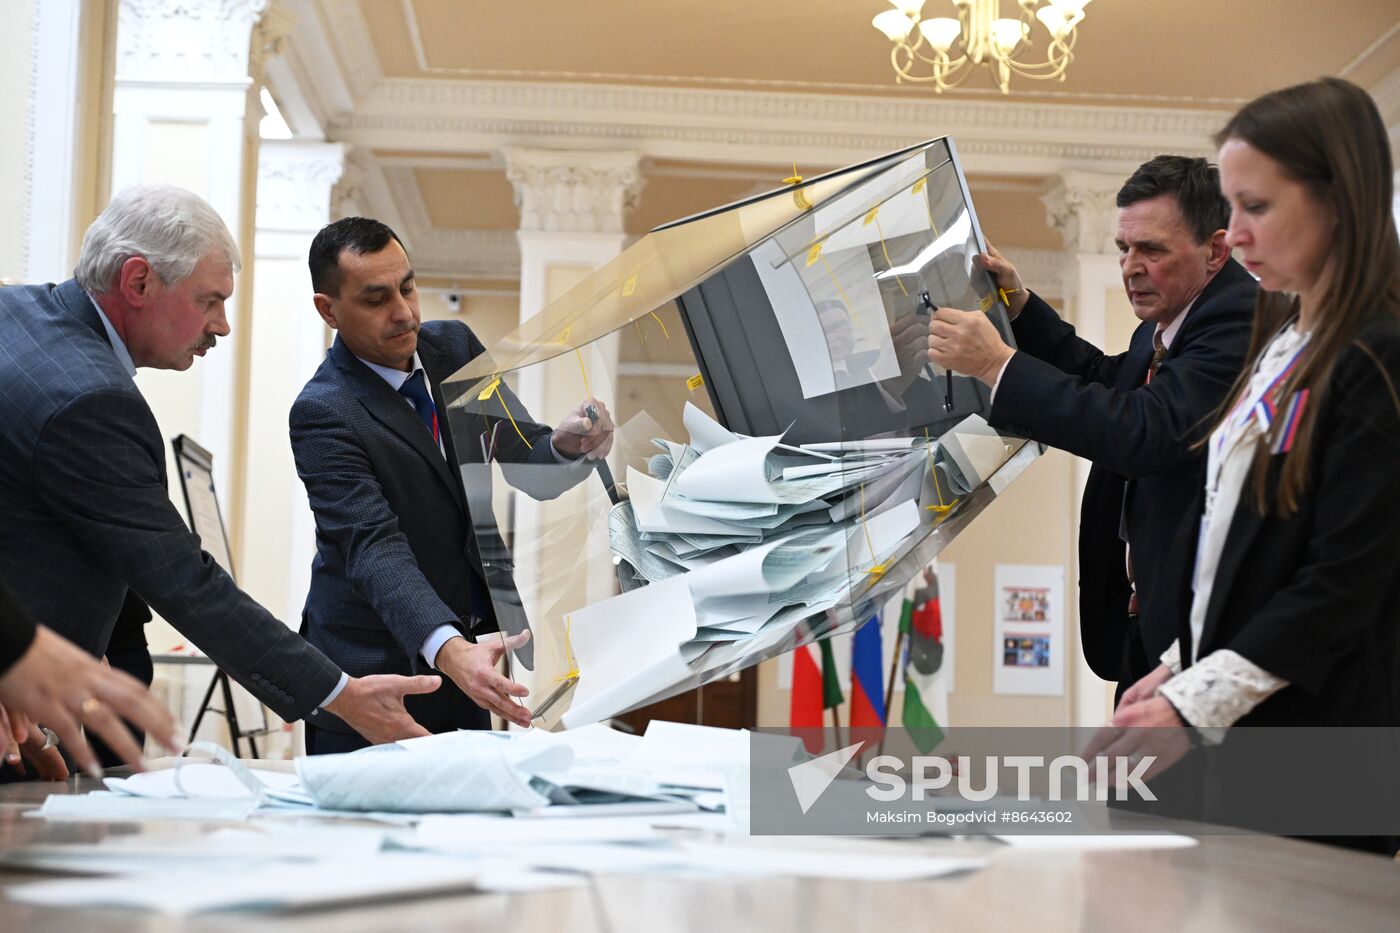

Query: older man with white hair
left=0, top=185, right=441, bottom=756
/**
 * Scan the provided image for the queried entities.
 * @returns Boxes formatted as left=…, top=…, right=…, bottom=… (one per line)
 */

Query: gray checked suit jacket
left=0, top=279, right=341, bottom=721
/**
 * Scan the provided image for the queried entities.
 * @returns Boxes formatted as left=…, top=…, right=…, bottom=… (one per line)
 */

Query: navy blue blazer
left=989, top=260, right=1257, bottom=686
left=0, top=280, right=341, bottom=720
left=290, top=320, right=571, bottom=735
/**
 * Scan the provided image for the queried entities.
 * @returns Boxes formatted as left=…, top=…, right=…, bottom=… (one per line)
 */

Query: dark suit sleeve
left=0, top=580, right=38, bottom=677
left=1225, top=339, right=1400, bottom=694
left=30, top=388, right=341, bottom=720
left=290, top=395, right=461, bottom=671
left=991, top=295, right=1252, bottom=477
left=1008, top=291, right=1126, bottom=387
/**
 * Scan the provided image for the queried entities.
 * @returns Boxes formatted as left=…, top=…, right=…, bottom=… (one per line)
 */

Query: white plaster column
left=1042, top=170, right=1126, bottom=728
left=111, top=0, right=272, bottom=538
left=502, top=148, right=643, bottom=701
left=243, top=140, right=345, bottom=625
left=23, top=0, right=83, bottom=284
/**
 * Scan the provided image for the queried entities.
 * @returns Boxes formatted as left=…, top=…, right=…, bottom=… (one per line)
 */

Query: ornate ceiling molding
left=311, top=0, right=380, bottom=101
left=327, top=79, right=1221, bottom=176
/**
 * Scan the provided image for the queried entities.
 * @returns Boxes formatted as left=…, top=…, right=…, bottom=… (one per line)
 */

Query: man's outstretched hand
left=0, top=625, right=178, bottom=777
left=435, top=631, right=532, bottom=729
left=323, top=672, right=442, bottom=745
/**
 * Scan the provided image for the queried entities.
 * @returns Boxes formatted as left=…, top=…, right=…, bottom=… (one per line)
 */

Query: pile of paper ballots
left=563, top=403, right=1012, bottom=728
left=36, top=726, right=753, bottom=821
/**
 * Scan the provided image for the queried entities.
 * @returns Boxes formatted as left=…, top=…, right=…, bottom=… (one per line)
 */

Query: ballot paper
left=105, top=764, right=301, bottom=800
left=562, top=575, right=700, bottom=729
left=625, top=721, right=752, bottom=791
left=293, top=742, right=568, bottom=813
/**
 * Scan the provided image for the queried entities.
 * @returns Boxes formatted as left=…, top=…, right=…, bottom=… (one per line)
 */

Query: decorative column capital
left=1042, top=170, right=1123, bottom=255
left=248, top=0, right=295, bottom=85
left=330, top=148, right=371, bottom=222
left=256, top=140, right=346, bottom=234
left=116, top=0, right=269, bottom=83
left=502, top=148, right=644, bottom=234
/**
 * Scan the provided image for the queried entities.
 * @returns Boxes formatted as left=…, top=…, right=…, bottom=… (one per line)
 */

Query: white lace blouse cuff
left=1158, top=649, right=1288, bottom=743
left=1159, top=640, right=1183, bottom=675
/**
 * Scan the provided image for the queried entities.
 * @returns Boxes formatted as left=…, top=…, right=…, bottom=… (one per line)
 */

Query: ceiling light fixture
left=871, top=0, right=1091, bottom=94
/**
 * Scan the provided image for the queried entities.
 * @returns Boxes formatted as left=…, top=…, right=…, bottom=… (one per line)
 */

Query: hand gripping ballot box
left=441, top=137, right=1041, bottom=729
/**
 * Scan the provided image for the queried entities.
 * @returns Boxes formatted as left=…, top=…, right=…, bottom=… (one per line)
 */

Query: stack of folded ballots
left=562, top=403, right=1012, bottom=728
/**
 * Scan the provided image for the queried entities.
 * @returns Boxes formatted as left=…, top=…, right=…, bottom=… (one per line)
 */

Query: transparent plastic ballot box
left=441, top=136, right=1041, bottom=729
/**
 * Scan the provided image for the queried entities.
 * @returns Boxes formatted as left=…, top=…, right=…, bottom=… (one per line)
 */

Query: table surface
left=1, top=763, right=1397, bottom=932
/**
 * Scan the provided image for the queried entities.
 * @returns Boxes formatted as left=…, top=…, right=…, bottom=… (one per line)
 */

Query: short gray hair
left=74, top=184, right=242, bottom=293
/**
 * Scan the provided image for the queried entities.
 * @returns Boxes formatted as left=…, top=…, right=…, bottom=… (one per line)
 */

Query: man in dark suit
left=0, top=185, right=441, bottom=752
left=291, top=217, right=613, bottom=755
left=926, top=156, right=1257, bottom=696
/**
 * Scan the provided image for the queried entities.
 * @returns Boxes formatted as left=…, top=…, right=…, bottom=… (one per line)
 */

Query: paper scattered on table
left=3, top=854, right=482, bottom=914
left=502, top=840, right=984, bottom=882
left=11, top=722, right=997, bottom=911
left=413, top=813, right=663, bottom=852
left=36, top=793, right=257, bottom=823
left=0, top=826, right=389, bottom=876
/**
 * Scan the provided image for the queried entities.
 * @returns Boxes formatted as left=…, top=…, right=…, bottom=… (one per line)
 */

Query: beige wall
left=129, top=118, right=221, bottom=653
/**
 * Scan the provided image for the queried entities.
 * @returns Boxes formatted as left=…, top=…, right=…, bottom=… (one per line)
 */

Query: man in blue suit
left=0, top=185, right=442, bottom=753
left=291, top=217, right=614, bottom=754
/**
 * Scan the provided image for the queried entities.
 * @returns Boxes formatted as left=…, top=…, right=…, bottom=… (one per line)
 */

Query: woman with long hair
left=1092, top=77, right=1400, bottom=851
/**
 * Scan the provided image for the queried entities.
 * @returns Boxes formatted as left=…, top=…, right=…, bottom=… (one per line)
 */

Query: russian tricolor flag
left=849, top=613, right=886, bottom=728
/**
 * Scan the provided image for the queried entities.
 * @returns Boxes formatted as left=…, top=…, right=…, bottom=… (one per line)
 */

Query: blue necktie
left=398, top=369, right=439, bottom=444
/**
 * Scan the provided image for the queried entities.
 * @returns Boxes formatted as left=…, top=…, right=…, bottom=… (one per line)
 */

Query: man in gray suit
left=0, top=185, right=439, bottom=748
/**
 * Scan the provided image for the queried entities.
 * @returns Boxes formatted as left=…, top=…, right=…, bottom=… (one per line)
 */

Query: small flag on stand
left=791, top=633, right=845, bottom=753
left=849, top=613, right=886, bottom=729
left=820, top=637, right=845, bottom=748
left=902, top=570, right=947, bottom=753
left=790, top=642, right=824, bottom=730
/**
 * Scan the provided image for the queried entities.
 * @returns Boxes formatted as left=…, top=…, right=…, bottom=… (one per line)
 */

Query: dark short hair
left=308, top=217, right=406, bottom=296
left=1115, top=155, right=1230, bottom=245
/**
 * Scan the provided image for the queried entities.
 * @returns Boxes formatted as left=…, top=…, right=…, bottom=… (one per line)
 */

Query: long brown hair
left=1212, top=78, right=1400, bottom=516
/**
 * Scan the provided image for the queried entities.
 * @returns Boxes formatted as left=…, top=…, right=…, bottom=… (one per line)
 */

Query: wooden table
left=1, top=765, right=1396, bottom=932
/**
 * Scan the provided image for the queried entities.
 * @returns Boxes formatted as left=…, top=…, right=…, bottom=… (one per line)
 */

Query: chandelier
left=871, top=0, right=1092, bottom=94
